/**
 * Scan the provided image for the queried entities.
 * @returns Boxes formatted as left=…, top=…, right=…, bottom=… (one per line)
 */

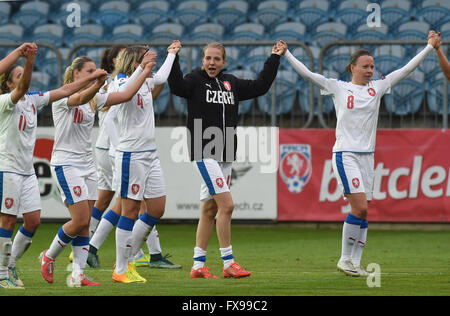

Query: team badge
left=73, top=186, right=82, bottom=197
left=132, top=184, right=140, bottom=194
left=5, top=198, right=14, bottom=209
left=368, top=88, right=376, bottom=96
left=352, top=178, right=360, bottom=188
left=223, top=81, right=231, bottom=91
left=279, top=144, right=312, bottom=194
left=216, top=178, right=224, bottom=188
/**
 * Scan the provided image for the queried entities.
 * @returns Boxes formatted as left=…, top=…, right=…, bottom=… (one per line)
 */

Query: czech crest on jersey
left=279, top=144, right=312, bottom=193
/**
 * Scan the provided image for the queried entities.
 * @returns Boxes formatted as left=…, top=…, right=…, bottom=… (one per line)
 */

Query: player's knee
left=353, top=207, right=368, bottom=220
left=221, top=202, right=234, bottom=216
left=24, top=219, right=40, bottom=232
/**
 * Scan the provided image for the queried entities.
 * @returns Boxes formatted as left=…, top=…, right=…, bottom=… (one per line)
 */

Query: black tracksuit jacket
left=168, top=53, right=280, bottom=162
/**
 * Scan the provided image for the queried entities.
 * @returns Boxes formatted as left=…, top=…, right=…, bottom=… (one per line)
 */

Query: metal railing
left=1, top=41, right=448, bottom=129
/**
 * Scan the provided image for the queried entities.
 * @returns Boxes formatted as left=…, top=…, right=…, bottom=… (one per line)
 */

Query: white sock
left=0, top=231, right=13, bottom=279
left=90, top=209, right=120, bottom=250
left=71, top=236, right=89, bottom=277
left=47, top=227, right=75, bottom=260
left=340, top=214, right=362, bottom=262
left=131, top=213, right=158, bottom=261
left=352, top=222, right=368, bottom=268
left=115, top=216, right=134, bottom=274
left=193, top=247, right=207, bottom=270
left=9, top=226, right=34, bottom=268
left=220, top=245, right=234, bottom=268
left=89, top=207, right=104, bottom=238
left=146, top=226, right=162, bottom=255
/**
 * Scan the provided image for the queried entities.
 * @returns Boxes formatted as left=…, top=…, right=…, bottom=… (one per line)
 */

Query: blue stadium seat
left=66, top=24, right=104, bottom=48
left=39, top=48, right=70, bottom=79
left=30, top=71, right=52, bottom=92
left=230, top=23, right=265, bottom=43
left=0, top=2, right=11, bottom=26
left=33, top=24, right=65, bottom=47
left=415, top=46, right=441, bottom=85
left=133, top=1, right=170, bottom=30
left=189, top=23, right=224, bottom=42
left=223, top=46, right=241, bottom=69
left=172, top=94, right=188, bottom=115
left=176, top=46, right=201, bottom=74
left=0, top=24, right=24, bottom=44
left=12, top=1, right=49, bottom=30
left=212, top=1, right=248, bottom=33
left=295, top=0, right=329, bottom=32
left=246, top=46, right=273, bottom=73
left=395, top=21, right=430, bottom=40
left=384, top=70, right=425, bottom=115
left=174, top=0, right=208, bottom=32
left=312, top=22, right=347, bottom=48
left=270, top=22, right=306, bottom=42
left=353, top=23, right=389, bottom=41
left=381, top=0, right=412, bottom=29
left=290, top=46, right=320, bottom=71
left=252, top=0, right=289, bottom=29
left=229, top=69, right=258, bottom=115
left=153, top=85, right=170, bottom=114
left=111, top=24, right=144, bottom=43
left=258, top=70, right=298, bottom=115
left=373, top=45, right=406, bottom=76
left=93, top=1, right=130, bottom=29
left=427, top=72, right=450, bottom=115
left=418, top=0, right=450, bottom=29
left=323, top=45, right=359, bottom=80
left=335, top=0, right=370, bottom=30
left=50, top=1, right=91, bottom=27
left=440, top=22, right=450, bottom=43
left=151, top=23, right=184, bottom=43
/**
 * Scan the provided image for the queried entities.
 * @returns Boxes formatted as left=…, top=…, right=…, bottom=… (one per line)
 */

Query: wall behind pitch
left=34, top=127, right=277, bottom=220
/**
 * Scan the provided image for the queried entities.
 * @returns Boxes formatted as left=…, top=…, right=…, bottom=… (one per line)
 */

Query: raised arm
left=152, top=41, right=180, bottom=85
left=67, top=75, right=107, bottom=107
left=0, top=43, right=35, bottom=74
left=386, top=33, right=438, bottom=87
left=279, top=40, right=330, bottom=91
left=10, top=44, right=37, bottom=104
left=103, top=56, right=156, bottom=108
left=168, top=41, right=195, bottom=98
left=234, top=43, right=281, bottom=101
left=49, top=68, right=108, bottom=104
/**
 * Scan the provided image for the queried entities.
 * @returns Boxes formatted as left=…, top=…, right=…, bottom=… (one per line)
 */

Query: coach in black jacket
left=168, top=42, right=282, bottom=162
left=168, top=41, right=283, bottom=279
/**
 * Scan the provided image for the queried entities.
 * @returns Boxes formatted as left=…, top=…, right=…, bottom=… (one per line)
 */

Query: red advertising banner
left=278, top=129, right=450, bottom=222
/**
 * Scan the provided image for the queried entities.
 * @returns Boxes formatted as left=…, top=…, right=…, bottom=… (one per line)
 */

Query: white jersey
left=284, top=44, right=434, bottom=153
left=51, top=93, right=109, bottom=166
left=0, top=91, right=50, bottom=175
left=115, top=53, right=175, bottom=152
left=95, top=75, right=117, bottom=150
left=321, top=78, right=391, bottom=152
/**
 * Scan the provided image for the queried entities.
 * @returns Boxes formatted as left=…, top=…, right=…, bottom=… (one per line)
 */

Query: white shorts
left=95, top=148, right=114, bottom=191
left=0, top=172, right=41, bottom=215
left=51, top=164, right=98, bottom=205
left=115, top=151, right=166, bottom=201
left=195, top=159, right=232, bottom=201
left=332, top=152, right=374, bottom=201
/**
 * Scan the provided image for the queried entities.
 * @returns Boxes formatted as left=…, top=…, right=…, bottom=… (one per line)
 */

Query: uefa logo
left=279, top=144, right=312, bottom=194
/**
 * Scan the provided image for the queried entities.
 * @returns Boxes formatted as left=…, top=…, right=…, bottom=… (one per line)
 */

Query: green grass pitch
left=1, top=223, right=449, bottom=296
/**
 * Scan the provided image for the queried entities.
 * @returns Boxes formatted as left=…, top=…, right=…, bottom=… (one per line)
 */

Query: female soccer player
left=88, top=46, right=180, bottom=270
left=168, top=42, right=283, bottom=279
left=277, top=34, right=440, bottom=276
left=39, top=51, right=156, bottom=287
left=111, top=42, right=179, bottom=283
left=0, top=43, right=108, bottom=289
